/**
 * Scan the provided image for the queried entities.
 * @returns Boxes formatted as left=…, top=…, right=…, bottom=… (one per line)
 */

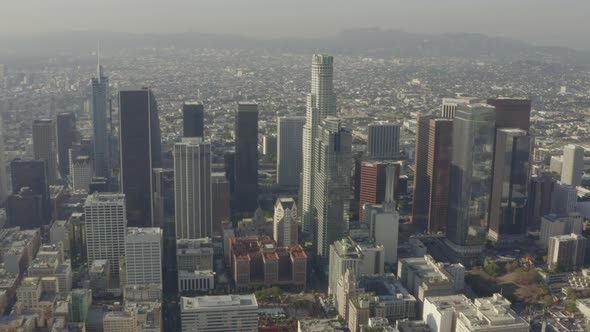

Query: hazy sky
left=2, top=0, right=589, bottom=49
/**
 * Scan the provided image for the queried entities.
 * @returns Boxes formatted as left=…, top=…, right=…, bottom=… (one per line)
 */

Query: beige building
left=103, top=310, right=137, bottom=332
left=273, top=198, right=298, bottom=247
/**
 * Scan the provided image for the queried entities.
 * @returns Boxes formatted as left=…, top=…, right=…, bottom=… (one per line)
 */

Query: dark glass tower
left=447, top=104, right=496, bottom=248
left=119, top=87, right=162, bottom=227
left=91, top=55, right=110, bottom=178
left=487, top=97, right=531, bottom=133
left=56, top=112, right=77, bottom=178
left=233, top=102, right=258, bottom=213
left=9, top=158, right=51, bottom=225
left=182, top=102, right=204, bottom=138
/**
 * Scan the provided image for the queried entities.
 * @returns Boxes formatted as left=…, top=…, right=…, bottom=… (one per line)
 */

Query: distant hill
left=1, top=28, right=589, bottom=64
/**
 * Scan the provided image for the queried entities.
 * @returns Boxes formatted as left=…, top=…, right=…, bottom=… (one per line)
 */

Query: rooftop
left=181, top=294, right=257, bottom=310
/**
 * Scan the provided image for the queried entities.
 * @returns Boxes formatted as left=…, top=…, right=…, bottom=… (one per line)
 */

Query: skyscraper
left=273, top=197, right=298, bottom=247
left=412, top=116, right=453, bottom=233
left=314, top=117, right=352, bottom=260
left=125, top=227, right=162, bottom=286
left=84, top=192, right=126, bottom=280
left=528, top=172, right=559, bottom=228
left=561, top=144, right=584, bottom=186
left=367, top=122, right=401, bottom=160
left=152, top=168, right=174, bottom=228
left=301, top=54, right=336, bottom=233
left=56, top=112, right=77, bottom=179
left=71, top=156, right=93, bottom=193
left=447, top=104, right=496, bottom=259
left=32, top=119, right=59, bottom=184
left=174, top=138, right=212, bottom=239
left=119, top=87, right=162, bottom=227
left=358, top=161, right=401, bottom=221
left=183, top=102, right=204, bottom=138
left=277, top=116, right=305, bottom=186
left=10, top=159, right=50, bottom=224
left=0, top=115, right=7, bottom=203
left=233, top=102, right=258, bottom=213
left=211, top=173, right=230, bottom=236
left=441, top=96, right=479, bottom=119
left=488, top=129, right=532, bottom=242
left=91, top=53, right=110, bottom=178
left=486, top=97, right=531, bottom=133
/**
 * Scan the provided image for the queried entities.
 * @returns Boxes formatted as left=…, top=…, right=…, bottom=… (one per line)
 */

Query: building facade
left=124, top=227, right=162, bottom=286
left=32, top=119, right=59, bottom=184
left=561, top=144, right=584, bottom=186
left=367, top=122, right=401, bottom=160
left=273, top=197, right=298, bottom=247
left=91, top=59, right=110, bottom=178
left=276, top=116, right=305, bottom=187
left=234, top=102, right=259, bottom=213
left=182, top=102, right=204, bottom=138
left=180, top=295, right=258, bottom=332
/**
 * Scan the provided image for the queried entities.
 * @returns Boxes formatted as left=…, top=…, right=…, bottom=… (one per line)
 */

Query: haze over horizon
left=1, top=0, right=590, bottom=50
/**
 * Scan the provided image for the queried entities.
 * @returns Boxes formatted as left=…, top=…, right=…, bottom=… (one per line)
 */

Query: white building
left=550, top=156, right=563, bottom=175
left=276, top=116, right=305, bottom=187
left=174, top=137, right=212, bottom=239
left=71, top=156, right=93, bottom=193
left=85, top=192, right=127, bottom=279
left=561, top=144, right=584, bottom=186
left=301, top=54, right=336, bottom=234
left=178, top=270, right=215, bottom=292
left=538, top=213, right=583, bottom=248
left=180, top=294, right=258, bottom=332
left=103, top=310, right=137, bottom=332
left=32, top=118, right=59, bottom=184
left=273, top=197, right=298, bottom=247
left=367, top=122, right=401, bottom=160
left=125, top=227, right=162, bottom=286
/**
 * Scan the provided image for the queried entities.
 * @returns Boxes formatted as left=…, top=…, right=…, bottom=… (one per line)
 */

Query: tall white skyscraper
left=125, top=227, right=162, bottom=286
left=276, top=116, right=305, bottom=186
left=32, top=119, right=59, bottom=184
left=561, top=144, right=584, bottom=186
left=301, top=54, right=336, bottom=233
left=314, top=117, right=352, bottom=260
left=85, top=192, right=127, bottom=280
left=273, top=197, right=298, bottom=247
left=0, top=116, right=7, bottom=203
left=367, top=122, right=401, bottom=160
left=174, top=137, right=212, bottom=239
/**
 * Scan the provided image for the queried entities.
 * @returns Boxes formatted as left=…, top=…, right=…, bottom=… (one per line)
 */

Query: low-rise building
left=180, top=294, right=258, bottom=332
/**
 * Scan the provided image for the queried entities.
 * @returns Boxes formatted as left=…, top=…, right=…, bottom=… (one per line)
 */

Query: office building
left=423, top=293, right=528, bottom=332
left=68, top=289, right=92, bottom=323
left=313, top=117, right=352, bottom=260
left=301, top=54, right=337, bottom=233
left=528, top=172, right=559, bottom=228
left=6, top=188, right=45, bottom=229
left=15, top=277, right=59, bottom=325
left=446, top=104, right=496, bottom=263
left=488, top=129, right=532, bottom=242
left=440, top=96, right=478, bottom=119
left=174, top=138, right=212, bottom=239
left=71, top=156, right=93, bottom=193
left=551, top=182, right=578, bottom=215
left=152, top=168, right=174, bottom=227
left=262, top=134, right=276, bottom=156
left=548, top=234, right=587, bottom=271
left=487, top=97, right=531, bottom=132
left=119, top=87, right=162, bottom=227
left=550, top=156, right=563, bottom=175
left=103, top=310, right=137, bottom=332
left=211, top=173, right=230, bottom=235
left=0, top=116, right=7, bottom=203
left=183, top=102, right=204, bottom=138
left=84, top=192, right=126, bottom=280
left=50, top=219, right=71, bottom=259
left=229, top=236, right=307, bottom=290
left=367, top=122, right=401, bottom=160
left=561, top=144, right=585, bottom=186
left=273, top=197, right=298, bottom=247
left=9, top=158, right=50, bottom=225
left=328, top=237, right=385, bottom=295
left=539, top=213, right=583, bottom=248
left=91, top=50, right=110, bottom=178
left=359, top=161, right=400, bottom=221
left=56, top=112, right=77, bottom=178
left=33, top=119, right=59, bottom=184
left=125, top=227, right=162, bottom=286
left=277, top=116, right=305, bottom=186
left=412, top=115, right=453, bottom=233
left=176, top=238, right=214, bottom=292
left=234, top=102, right=259, bottom=213
left=180, top=294, right=258, bottom=332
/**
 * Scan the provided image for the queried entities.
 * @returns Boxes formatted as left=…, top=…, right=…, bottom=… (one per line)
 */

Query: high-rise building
left=441, top=96, right=479, bottom=119
left=56, top=112, right=77, bottom=178
left=412, top=115, right=453, bottom=233
left=528, top=172, right=559, bottom=228
left=6, top=187, right=45, bottom=229
left=276, top=116, right=305, bottom=187
left=211, top=173, right=230, bottom=236
left=152, top=168, right=174, bottom=228
left=119, top=87, right=162, bottom=227
left=548, top=233, right=586, bottom=271
left=125, top=227, right=162, bottom=286
left=551, top=182, right=578, bottom=215
left=10, top=159, right=50, bottom=224
left=314, top=117, right=352, bottom=260
left=91, top=53, right=110, bottom=178
left=71, top=156, right=93, bottom=193
left=233, top=102, right=258, bottom=213
left=367, top=122, right=401, bottom=160
left=539, top=213, right=583, bottom=249
left=446, top=104, right=496, bottom=261
left=262, top=135, right=277, bottom=156
left=180, top=295, right=258, bottom=332
left=301, top=54, right=336, bottom=233
left=561, top=144, right=584, bottom=186
left=182, top=102, right=204, bottom=138
left=174, top=138, right=212, bottom=239
left=488, top=129, right=532, bottom=242
left=487, top=97, right=531, bottom=133
left=358, top=161, right=400, bottom=221
left=273, top=197, right=298, bottom=247
left=84, top=192, right=126, bottom=280
left=32, top=119, right=59, bottom=184
left=0, top=116, right=7, bottom=203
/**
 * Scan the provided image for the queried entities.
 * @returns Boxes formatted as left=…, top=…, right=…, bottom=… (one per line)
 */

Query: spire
left=97, top=41, right=103, bottom=81
left=383, top=164, right=396, bottom=212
